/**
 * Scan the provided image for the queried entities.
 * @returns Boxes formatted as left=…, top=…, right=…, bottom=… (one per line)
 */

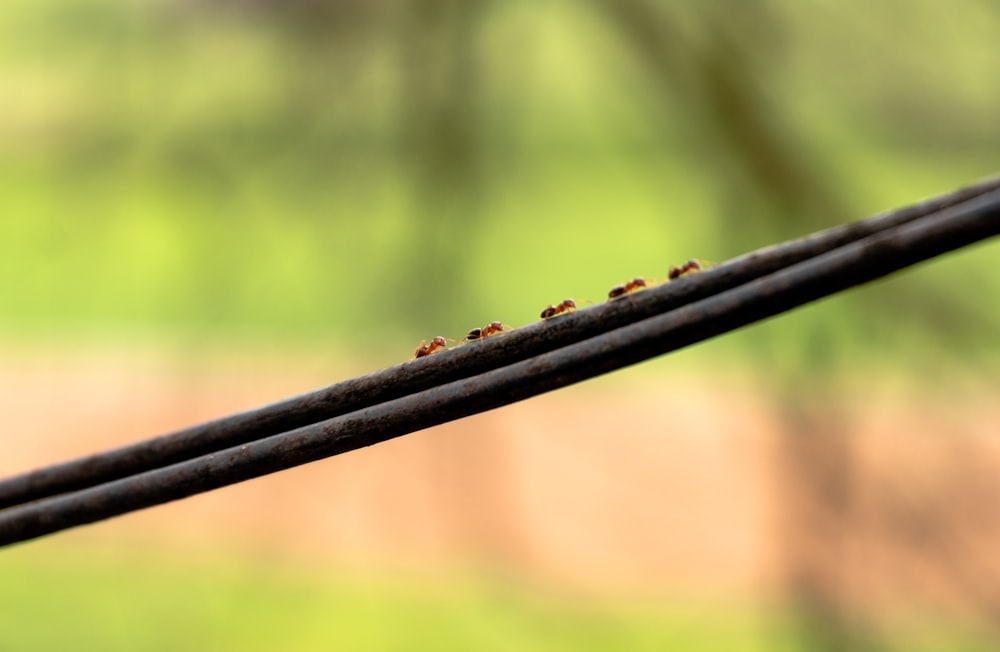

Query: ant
left=540, top=299, right=577, bottom=319
left=466, top=321, right=506, bottom=341
left=413, top=336, right=448, bottom=358
left=608, top=277, right=649, bottom=299
left=668, top=259, right=703, bottom=280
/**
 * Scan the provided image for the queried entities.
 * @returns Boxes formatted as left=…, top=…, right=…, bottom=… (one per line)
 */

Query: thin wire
left=1, top=189, right=998, bottom=547
left=1, top=175, right=998, bottom=511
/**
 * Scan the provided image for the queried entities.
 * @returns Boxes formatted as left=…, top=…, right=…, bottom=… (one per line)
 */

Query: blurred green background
left=2, top=0, right=999, bottom=650
left=3, top=0, right=998, bottom=361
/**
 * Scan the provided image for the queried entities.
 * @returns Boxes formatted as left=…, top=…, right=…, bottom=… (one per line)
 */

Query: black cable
left=1, top=188, right=998, bottom=547
left=1, top=175, right=997, bottom=511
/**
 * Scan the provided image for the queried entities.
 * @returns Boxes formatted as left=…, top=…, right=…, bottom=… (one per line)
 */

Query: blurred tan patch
left=2, top=348, right=999, bottom=625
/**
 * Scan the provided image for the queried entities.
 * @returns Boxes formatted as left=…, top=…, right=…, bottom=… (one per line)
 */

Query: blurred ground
left=4, top=346, right=998, bottom=619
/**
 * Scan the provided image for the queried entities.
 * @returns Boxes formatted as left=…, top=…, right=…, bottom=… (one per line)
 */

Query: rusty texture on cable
left=1, top=177, right=999, bottom=546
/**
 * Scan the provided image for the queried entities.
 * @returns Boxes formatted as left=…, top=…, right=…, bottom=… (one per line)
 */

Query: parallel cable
left=1, top=175, right=998, bottom=511
left=1, top=187, right=998, bottom=546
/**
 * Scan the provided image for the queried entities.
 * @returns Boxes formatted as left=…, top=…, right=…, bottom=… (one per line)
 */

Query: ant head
left=488, top=321, right=503, bottom=330
left=432, top=336, right=447, bottom=347
left=563, top=299, right=577, bottom=309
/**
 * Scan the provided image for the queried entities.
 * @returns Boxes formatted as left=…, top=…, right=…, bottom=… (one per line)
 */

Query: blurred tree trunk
left=774, top=380, right=887, bottom=651
left=393, top=0, right=489, bottom=330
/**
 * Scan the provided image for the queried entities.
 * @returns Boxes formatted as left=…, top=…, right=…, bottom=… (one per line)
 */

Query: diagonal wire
left=1, top=175, right=998, bottom=512
left=1, top=183, right=999, bottom=547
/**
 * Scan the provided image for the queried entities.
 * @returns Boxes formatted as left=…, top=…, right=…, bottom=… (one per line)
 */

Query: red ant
left=466, top=321, right=506, bottom=341
left=668, top=259, right=703, bottom=280
left=608, top=277, right=648, bottom=299
left=540, top=299, right=577, bottom=319
left=413, top=336, right=448, bottom=358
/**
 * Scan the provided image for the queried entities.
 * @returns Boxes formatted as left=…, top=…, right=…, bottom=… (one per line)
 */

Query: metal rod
left=2, top=189, right=998, bottom=547
left=1, top=175, right=998, bottom=511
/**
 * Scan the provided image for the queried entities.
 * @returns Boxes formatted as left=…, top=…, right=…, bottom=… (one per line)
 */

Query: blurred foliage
left=1, top=0, right=999, bottom=369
